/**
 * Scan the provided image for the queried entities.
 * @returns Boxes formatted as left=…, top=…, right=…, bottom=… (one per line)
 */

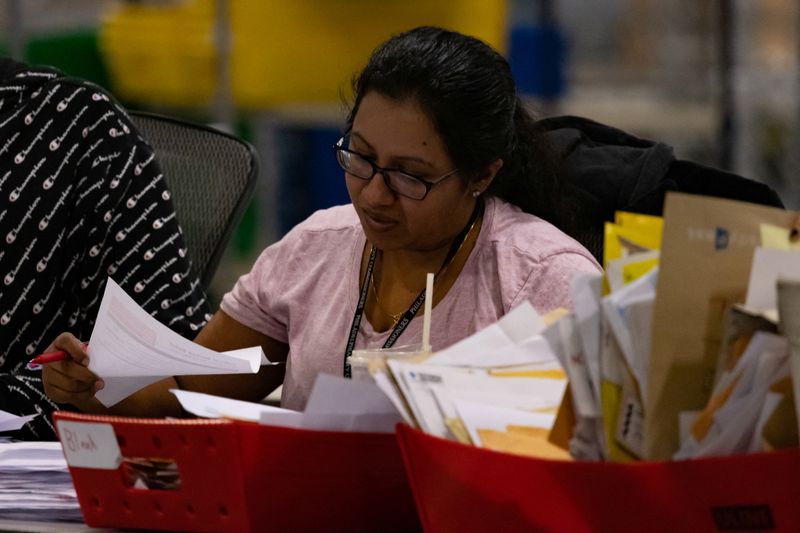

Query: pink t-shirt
left=221, top=196, right=601, bottom=410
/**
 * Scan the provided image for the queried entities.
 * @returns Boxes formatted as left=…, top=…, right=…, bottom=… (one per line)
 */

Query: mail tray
left=53, top=411, right=420, bottom=532
left=396, top=424, right=800, bottom=533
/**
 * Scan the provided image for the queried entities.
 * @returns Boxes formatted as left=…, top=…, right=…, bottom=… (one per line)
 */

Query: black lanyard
left=342, top=200, right=483, bottom=377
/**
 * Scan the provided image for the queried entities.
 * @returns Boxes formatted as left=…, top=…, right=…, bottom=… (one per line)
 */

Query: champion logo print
left=14, top=118, right=54, bottom=164
left=140, top=282, right=171, bottom=309
left=109, top=233, right=153, bottom=275
left=37, top=228, right=65, bottom=272
left=0, top=279, right=35, bottom=325
left=134, top=256, right=178, bottom=293
left=109, top=146, right=137, bottom=188
left=144, top=232, right=180, bottom=260
left=24, top=301, right=66, bottom=356
left=23, top=84, right=61, bottom=125
left=0, top=69, right=210, bottom=439
left=55, top=87, right=85, bottom=112
left=32, top=282, right=57, bottom=314
left=135, top=152, right=156, bottom=176
left=4, top=238, right=38, bottom=286
left=9, top=157, right=45, bottom=201
left=127, top=173, right=164, bottom=208
left=117, top=202, right=158, bottom=242
left=42, top=143, right=78, bottom=190
left=82, top=110, right=114, bottom=138
left=0, top=131, right=20, bottom=154
left=49, top=105, right=89, bottom=151
left=38, top=185, right=73, bottom=231
left=6, top=197, right=41, bottom=243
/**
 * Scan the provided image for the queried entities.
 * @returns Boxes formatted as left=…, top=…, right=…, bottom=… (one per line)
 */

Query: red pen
left=27, top=343, right=88, bottom=370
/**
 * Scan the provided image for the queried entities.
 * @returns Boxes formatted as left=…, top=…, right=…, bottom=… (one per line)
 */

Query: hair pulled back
left=346, top=26, right=568, bottom=227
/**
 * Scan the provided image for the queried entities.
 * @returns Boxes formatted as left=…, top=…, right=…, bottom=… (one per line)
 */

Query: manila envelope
left=644, top=192, right=796, bottom=460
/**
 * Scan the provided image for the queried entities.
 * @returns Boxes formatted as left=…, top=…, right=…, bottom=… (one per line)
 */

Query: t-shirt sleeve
left=512, top=251, right=602, bottom=313
left=220, top=232, right=300, bottom=344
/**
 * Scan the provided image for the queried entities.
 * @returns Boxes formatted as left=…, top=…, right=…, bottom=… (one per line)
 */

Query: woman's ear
left=473, top=158, right=503, bottom=195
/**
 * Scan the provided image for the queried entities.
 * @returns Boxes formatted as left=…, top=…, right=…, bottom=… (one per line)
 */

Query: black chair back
left=129, top=112, right=259, bottom=289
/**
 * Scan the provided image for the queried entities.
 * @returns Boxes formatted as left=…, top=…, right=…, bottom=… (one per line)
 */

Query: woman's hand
left=42, top=332, right=105, bottom=411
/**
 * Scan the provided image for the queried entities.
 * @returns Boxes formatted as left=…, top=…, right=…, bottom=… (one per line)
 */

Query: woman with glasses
left=43, top=26, right=600, bottom=417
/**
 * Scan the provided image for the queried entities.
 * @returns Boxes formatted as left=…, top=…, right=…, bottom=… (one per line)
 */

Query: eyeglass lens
left=336, top=148, right=429, bottom=200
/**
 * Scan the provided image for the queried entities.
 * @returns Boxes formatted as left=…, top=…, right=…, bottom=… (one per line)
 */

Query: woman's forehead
left=352, top=92, right=446, bottom=158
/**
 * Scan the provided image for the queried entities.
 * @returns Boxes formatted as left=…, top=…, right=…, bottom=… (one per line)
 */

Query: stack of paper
left=0, top=442, right=82, bottom=522
left=376, top=302, right=570, bottom=459
left=87, top=278, right=270, bottom=407
left=169, top=301, right=568, bottom=460
left=173, top=372, right=404, bottom=434
left=548, top=201, right=800, bottom=463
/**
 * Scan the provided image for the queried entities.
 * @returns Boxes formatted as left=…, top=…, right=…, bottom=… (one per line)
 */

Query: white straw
left=422, top=272, right=434, bottom=354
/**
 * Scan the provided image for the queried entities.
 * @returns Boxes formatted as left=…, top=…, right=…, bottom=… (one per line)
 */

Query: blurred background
left=2, top=0, right=797, bottom=303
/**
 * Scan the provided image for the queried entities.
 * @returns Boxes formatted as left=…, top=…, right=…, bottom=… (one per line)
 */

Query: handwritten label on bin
left=56, top=420, right=122, bottom=470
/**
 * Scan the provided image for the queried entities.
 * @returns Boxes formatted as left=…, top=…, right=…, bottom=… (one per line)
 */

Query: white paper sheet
left=301, top=374, right=404, bottom=433
left=387, top=360, right=470, bottom=437
left=90, top=278, right=266, bottom=406
left=171, top=389, right=298, bottom=423
left=674, top=332, right=789, bottom=459
left=601, top=268, right=658, bottom=403
left=571, top=272, right=604, bottom=407
left=372, top=370, right=414, bottom=425
left=453, top=399, right=555, bottom=447
left=541, top=313, right=599, bottom=418
left=0, top=441, right=80, bottom=521
left=387, top=361, right=565, bottom=439
left=745, top=247, right=800, bottom=311
left=431, top=384, right=560, bottom=422
left=0, top=410, right=38, bottom=432
left=172, top=374, right=405, bottom=434
left=424, top=301, right=545, bottom=366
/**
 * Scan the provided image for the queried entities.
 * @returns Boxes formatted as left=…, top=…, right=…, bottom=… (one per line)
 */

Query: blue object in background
left=308, top=127, right=350, bottom=212
left=509, top=23, right=568, bottom=101
left=276, top=126, right=348, bottom=236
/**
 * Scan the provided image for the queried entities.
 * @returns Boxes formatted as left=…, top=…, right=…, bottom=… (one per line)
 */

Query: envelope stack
left=374, top=302, right=572, bottom=460
left=547, top=192, right=799, bottom=462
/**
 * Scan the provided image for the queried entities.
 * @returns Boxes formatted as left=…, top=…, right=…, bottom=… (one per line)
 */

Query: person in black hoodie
left=0, top=58, right=210, bottom=440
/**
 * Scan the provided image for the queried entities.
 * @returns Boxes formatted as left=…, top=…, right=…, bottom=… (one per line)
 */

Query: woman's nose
left=361, top=170, right=395, bottom=204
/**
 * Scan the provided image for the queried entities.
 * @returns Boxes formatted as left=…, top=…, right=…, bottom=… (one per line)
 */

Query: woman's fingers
left=43, top=368, right=98, bottom=404
left=47, top=332, right=90, bottom=366
left=42, top=332, right=102, bottom=405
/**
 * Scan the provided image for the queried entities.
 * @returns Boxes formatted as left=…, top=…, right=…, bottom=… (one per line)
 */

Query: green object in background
left=25, top=29, right=111, bottom=89
left=0, top=29, right=110, bottom=89
left=3, top=28, right=261, bottom=259
left=231, top=116, right=259, bottom=258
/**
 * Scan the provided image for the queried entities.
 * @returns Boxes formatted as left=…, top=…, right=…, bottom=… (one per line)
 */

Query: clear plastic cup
left=349, top=343, right=423, bottom=381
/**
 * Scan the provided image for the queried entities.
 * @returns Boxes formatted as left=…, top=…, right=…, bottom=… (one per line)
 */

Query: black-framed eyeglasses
left=333, top=137, right=458, bottom=200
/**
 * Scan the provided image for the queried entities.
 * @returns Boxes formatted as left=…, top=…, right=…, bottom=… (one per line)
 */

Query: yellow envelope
left=478, top=425, right=572, bottom=460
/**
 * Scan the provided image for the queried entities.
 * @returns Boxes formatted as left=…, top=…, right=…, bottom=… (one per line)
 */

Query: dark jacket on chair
left=540, top=115, right=784, bottom=261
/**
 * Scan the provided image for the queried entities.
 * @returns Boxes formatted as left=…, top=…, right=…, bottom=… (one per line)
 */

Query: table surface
left=0, top=519, right=87, bottom=532
left=0, top=519, right=127, bottom=532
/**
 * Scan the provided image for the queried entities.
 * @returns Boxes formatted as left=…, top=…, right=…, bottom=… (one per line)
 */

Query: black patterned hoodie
left=0, top=58, right=210, bottom=439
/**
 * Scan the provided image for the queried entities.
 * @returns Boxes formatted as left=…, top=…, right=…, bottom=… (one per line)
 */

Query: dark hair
left=346, top=26, right=572, bottom=230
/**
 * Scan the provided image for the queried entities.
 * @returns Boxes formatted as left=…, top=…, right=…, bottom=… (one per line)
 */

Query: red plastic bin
left=54, top=411, right=420, bottom=532
left=396, top=424, right=800, bottom=533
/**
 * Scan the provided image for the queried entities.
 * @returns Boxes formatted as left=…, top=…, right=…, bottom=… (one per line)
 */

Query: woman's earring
left=471, top=190, right=481, bottom=198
